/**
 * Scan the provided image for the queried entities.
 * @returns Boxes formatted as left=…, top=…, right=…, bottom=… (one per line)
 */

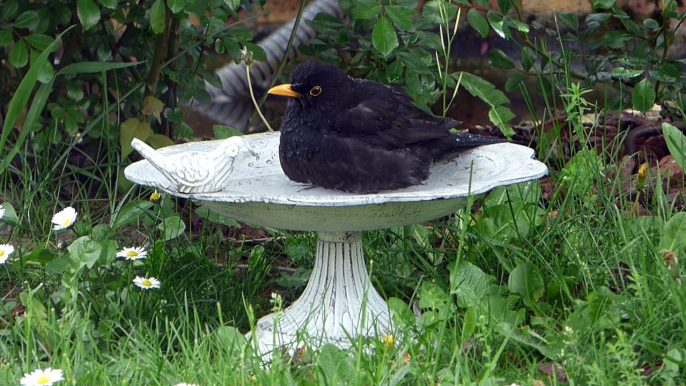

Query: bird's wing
left=330, top=86, right=458, bottom=150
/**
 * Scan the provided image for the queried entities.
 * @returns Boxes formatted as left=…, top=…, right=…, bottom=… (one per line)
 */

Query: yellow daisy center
left=142, top=279, right=152, bottom=287
left=150, top=191, right=161, bottom=200
left=62, top=218, right=70, bottom=226
left=126, top=251, right=138, bottom=257
left=0, top=250, right=4, bottom=256
left=37, top=375, right=50, bottom=384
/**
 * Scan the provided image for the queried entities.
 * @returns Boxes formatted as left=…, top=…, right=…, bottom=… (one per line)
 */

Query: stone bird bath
left=125, top=131, right=548, bottom=357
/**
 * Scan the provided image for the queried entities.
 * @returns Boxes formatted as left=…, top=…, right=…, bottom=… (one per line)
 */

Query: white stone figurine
left=131, top=137, right=258, bottom=193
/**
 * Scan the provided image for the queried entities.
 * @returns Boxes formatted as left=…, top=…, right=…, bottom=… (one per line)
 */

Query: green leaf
left=422, top=1, right=458, bottom=24
left=3, top=0, right=18, bottom=19
left=386, top=6, right=414, bottom=31
left=509, top=262, right=545, bottom=305
left=467, top=8, right=489, bottom=38
left=67, top=236, right=102, bottom=270
left=603, top=30, right=633, bottom=49
left=25, top=34, right=55, bottom=51
left=224, top=0, right=240, bottom=12
left=449, top=261, right=494, bottom=309
left=148, top=134, right=175, bottom=149
left=29, top=49, right=54, bottom=84
left=372, top=16, right=398, bottom=58
left=352, top=3, right=382, bottom=20
left=556, top=11, right=578, bottom=31
left=591, top=0, right=615, bottom=9
left=120, top=118, right=152, bottom=159
left=13, top=11, right=40, bottom=29
left=488, top=106, right=515, bottom=137
left=487, top=49, right=514, bottom=69
left=150, top=0, right=166, bottom=34
left=100, top=0, right=118, bottom=9
left=169, top=0, right=186, bottom=14
left=111, top=200, right=154, bottom=230
left=487, top=11, right=508, bottom=39
left=0, top=30, right=13, bottom=47
left=610, top=68, right=644, bottom=79
left=213, top=125, right=243, bottom=139
left=45, top=258, right=70, bottom=274
left=520, top=46, right=536, bottom=72
left=0, top=202, right=19, bottom=225
left=385, top=60, right=404, bottom=83
left=504, top=73, right=526, bottom=92
left=663, top=123, right=686, bottom=175
left=9, top=40, right=28, bottom=68
left=158, top=215, right=186, bottom=241
left=77, top=0, right=100, bottom=31
left=459, top=72, right=509, bottom=106
left=631, top=78, right=655, bottom=112
left=659, top=212, right=686, bottom=254
left=643, top=18, right=660, bottom=30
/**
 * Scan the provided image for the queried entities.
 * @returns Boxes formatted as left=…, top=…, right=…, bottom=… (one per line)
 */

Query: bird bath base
left=248, top=231, right=392, bottom=356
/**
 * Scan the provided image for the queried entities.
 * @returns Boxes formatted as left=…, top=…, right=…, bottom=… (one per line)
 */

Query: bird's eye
left=309, top=86, right=322, bottom=97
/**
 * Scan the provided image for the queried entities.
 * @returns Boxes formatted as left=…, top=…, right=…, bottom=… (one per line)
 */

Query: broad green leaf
left=0, top=30, right=13, bottom=47
left=659, top=212, right=686, bottom=254
left=509, top=262, right=545, bottom=304
left=158, top=215, right=186, bottom=241
left=67, top=236, right=102, bottom=270
left=142, top=96, right=165, bottom=124
left=385, top=60, right=404, bottom=83
left=111, top=200, right=154, bottom=230
left=169, top=0, right=186, bottom=14
left=603, top=30, right=633, bottom=49
left=488, top=106, right=516, bottom=137
left=25, top=34, right=54, bottom=51
left=3, top=0, right=18, bottom=19
left=449, top=261, right=493, bottom=309
left=100, top=0, right=118, bottom=9
left=29, top=49, right=54, bottom=84
left=610, top=68, right=644, bottom=79
left=643, top=18, right=659, bottom=30
left=352, top=3, right=382, bottom=20
left=0, top=202, right=19, bottom=225
left=120, top=118, right=152, bottom=159
left=556, top=11, right=578, bottom=31
left=148, top=134, right=175, bottom=149
left=467, top=8, right=489, bottom=38
left=9, top=40, right=28, bottom=68
left=77, top=0, right=100, bottom=31
left=45, top=258, right=70, bottom=274
left=487, top=49, right=514, bottom=69
left=372, top=16, right=398, bottom=58
left=487, top=11, right=507, bottom=39
left=57, top=61, right=140, bottom=75
left=631, top=78, right=655, bottom=112
left=213, top=125, right=243, bottom=139
left=13, top=11, right=39, bottom=29
left=150, top=0, right=166, bottom=34
left=591, top=0, right=615, bottom=9
left=385, top=6, right=414, bottom=31
left=662, top=123, right=686, bottom=181
left=504, top=73, right=526, bottom=92
left=459, top=72, right=509, bottom=106
left=224, top=0, right=240, bottom=12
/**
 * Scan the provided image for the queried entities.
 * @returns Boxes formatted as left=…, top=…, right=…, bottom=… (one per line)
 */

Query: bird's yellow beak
left=267, top=83, right=299, bottom=97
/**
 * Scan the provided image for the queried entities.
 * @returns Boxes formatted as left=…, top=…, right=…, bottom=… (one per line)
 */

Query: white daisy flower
left=0, top=205, right=5, bottom=219
left=117, top=246, right=147, bottom=261
left=51, top=206, right=77, bottom=231
left=175, top=383, right=199, bottom=386
left=20, top=367, right=64, bottom=386
left=0, top=244, right=15, bottom=264
left=133, top=276, right=160, bottom=290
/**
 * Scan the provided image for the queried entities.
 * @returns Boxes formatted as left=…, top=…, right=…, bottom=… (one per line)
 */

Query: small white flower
left=20, top=367, right=64, bottom=386
left=51, top=206, right=77, bottom=231
left=0, top=244, right=15, bottom=264
left=133, top=276, right=160, bottom=290
left=175, top=383, right=199, bottom=386
left=117, top=246, right=147, bottom=261
left=0, top=205, right=5, bottom=219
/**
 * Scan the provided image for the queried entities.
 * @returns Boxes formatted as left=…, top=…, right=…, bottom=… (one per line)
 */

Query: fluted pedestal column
left=248, top=231, right=392, bottom=357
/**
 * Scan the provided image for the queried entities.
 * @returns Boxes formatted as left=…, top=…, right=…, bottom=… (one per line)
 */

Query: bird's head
left=267, top=60, right=348, bottom=113
left=219, top=136, right=258, bottom=160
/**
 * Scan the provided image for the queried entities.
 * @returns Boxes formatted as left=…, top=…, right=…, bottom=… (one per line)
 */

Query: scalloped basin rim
left=124, top=132, right=548, bottom=208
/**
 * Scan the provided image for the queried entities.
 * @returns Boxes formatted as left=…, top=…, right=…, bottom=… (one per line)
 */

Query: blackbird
left=268, top=60, right=506, bottom=193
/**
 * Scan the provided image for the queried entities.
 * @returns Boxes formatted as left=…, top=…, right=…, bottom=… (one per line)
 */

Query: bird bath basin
left=125, top=131, right=548, bottom=357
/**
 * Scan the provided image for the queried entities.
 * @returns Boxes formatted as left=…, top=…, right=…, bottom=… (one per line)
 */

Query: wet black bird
left=268, top=60, right=505, bottom=193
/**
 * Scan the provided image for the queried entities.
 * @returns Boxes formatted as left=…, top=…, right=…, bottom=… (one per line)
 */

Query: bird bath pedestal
left=125, top=132, right=547, bottom=357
